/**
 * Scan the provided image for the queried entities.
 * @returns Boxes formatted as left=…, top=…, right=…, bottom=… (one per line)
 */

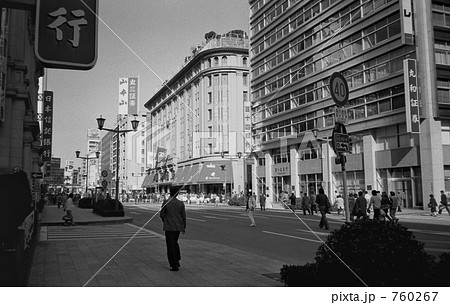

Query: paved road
left=123, top=204, right=450, bottom=265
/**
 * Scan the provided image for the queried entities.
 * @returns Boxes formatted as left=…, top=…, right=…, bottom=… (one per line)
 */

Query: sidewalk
left=28, top=205, right=285, bottom=287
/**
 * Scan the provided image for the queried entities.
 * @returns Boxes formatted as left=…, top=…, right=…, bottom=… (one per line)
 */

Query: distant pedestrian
left=63, top=193, right=74, bottom=224
left=380, top=191, right=393, bottom=221
left=429, top=194, right=438, bottom=217
left=348, top=193, right=356, bottom=220
left=396, top=191, right=402, bottom=212
left=438, top=190, right=450, bottom=215
left=260, top=193, right=266, bottom=211
left=289, top=192, right=296, bottom=211
left=246, top=192, right=256, bottom=227
left=389, top=191, right=399, bottom=221
left=353, top=191, right=368, bottom=220
left=301, top=192, right=310, bottom=215
left=316, top=188, right=330, bottom=230
left=160, top=188, right=186, bottom=271
left=368, top=190, right=381, bottom=221
left=335, top=195, right=344, bottom=215
left=309, top=190, right=317, bottom=215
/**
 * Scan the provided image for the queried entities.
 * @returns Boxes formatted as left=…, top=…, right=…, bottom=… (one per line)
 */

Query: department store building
left=250, top=0, right=450, bottom=208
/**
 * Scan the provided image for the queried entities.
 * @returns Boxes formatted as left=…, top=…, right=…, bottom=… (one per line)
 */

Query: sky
left=45, top=0, right=250, bottom=168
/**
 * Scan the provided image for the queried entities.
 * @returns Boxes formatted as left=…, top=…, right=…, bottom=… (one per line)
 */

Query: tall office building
left=143, top=30, right=251, bottom=195
left=250, top=0, right=449, bottom=208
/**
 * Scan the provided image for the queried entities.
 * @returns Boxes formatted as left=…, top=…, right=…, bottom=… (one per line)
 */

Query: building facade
left=143, top=30, right=251, bottom=196
left=250, top=0, right=449, bottom=208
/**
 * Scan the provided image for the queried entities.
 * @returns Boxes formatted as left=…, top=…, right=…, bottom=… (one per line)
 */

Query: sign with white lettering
left=404, top=59, right=420, bottom=133
left=118, top=77, right=139, bottom=115
left=42, top=91, right=53, bottom=162
left=35, top=0, right=98, bottom=70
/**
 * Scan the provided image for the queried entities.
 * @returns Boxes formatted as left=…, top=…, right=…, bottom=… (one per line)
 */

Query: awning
left=174, top=167, right=188, bottom=185
left=196, top=161, right=233, bottom=184
left=141, top=174, right=156, bottom=188
left=185, top=164, right=200, bottom=184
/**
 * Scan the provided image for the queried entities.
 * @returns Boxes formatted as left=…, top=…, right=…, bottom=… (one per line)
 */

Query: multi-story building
left=250, top=0, right=449, bottom=209
left=99, top=114, right=146, bottom=197
left=143, top=30, right=251, bottom=196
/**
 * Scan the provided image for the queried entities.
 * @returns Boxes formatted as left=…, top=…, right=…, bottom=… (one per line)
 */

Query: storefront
left=272, top=163, right=291, bottom=197
left=196, top=161, right=233, bottom=195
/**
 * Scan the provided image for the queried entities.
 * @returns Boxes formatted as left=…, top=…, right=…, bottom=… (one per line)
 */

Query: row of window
left=252, top=13, right=401, bottom=100
left=251, top=0, right=393, bottom=56
left=253, top=49, right=406, bottom=123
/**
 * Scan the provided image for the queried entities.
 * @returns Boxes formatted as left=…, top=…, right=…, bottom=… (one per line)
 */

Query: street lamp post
left=75, top=150, right=100, bottom=195
left=96, top=115, right=139, bottom=210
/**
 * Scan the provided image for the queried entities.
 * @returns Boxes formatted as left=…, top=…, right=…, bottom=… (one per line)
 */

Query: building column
left=363, top=131, right=377, bottom=191
left=264, top=152, right=273, bottom=204
left=416, top=0, right=445, bottom=205
left=290, top=146, right=300, bottom=196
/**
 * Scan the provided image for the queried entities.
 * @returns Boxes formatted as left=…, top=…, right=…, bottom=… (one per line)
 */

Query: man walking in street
left=160, top=188, right=186, bottom=271
left=316, top=188, right=330, bottom=230
left=439, top=190, right=450, bottom=215
left=260, top=193, right=266, bottom=211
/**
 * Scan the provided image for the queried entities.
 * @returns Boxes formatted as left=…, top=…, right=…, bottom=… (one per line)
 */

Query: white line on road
left=296, top=228, right=329, bottom=236
left=125, top=223, right=164, bottom=238
left=203, top=215, right=229, bottom=220
left=187, top=217, right=206, bottom=222
left=263, top=231, right=324, bottom=243
left=410, top=229, right=450, bottom=237
left=129, top=211, right=140, bottom=215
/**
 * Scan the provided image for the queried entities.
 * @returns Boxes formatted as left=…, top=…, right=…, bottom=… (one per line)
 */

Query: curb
left=40, top=217, right=133, bottom=226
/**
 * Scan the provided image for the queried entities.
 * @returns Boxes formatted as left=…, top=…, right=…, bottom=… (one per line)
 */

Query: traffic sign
left=101, top=170, right=108, bottom=177
left=31, top=172, right=43, bottom=179
left=330, top=72, right=349, bottom=107
left=333, top=133, right=350, bottom=153
left=331, top=122, right=349, bottom=154
left=101, top=180, right=108, bottom=188
left=334, top=106, right=348, bottom=124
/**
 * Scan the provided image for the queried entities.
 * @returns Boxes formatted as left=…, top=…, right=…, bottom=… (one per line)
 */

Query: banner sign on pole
left=404, top=59, right=420, bottom=133
left=118, top=77, right=139, bottom=115
left=42, top=91, right=54, bottom=162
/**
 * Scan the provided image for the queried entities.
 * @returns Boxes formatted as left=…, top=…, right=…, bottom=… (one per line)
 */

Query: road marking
left=129, top=211, right=140, bottom=215
left=125, top=223, right=164, bottom=238
left=296, top=228, right=329, bottom=236
left=203, top=215, right=229, bottom=220
left=410, top=229, right=450, bottom=237
left=187, top=217, right=206, bottom=222
left=263, top=231, right=324, bottom=243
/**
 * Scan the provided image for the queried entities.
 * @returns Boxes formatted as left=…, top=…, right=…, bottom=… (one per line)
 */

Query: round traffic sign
left=101, top=170, right=108, bottom=177
left=101, top=180, right=108, bottom=187
left=329, top=72, right=349, bottom=107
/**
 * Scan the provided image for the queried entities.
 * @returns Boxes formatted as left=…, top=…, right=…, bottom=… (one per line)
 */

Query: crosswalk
left=40, top=223, right=163, bottom=241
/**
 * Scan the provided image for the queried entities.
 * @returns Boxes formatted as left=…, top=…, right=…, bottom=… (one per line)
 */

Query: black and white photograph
left=1, top=0, right=450, bottom=303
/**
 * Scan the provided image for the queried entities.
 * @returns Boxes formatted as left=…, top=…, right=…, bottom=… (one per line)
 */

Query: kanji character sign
left=35, top=0, right=98, bottom=70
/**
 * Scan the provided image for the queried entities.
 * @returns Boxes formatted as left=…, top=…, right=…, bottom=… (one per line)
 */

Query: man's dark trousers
left=165, top=231, right=181, bottom=268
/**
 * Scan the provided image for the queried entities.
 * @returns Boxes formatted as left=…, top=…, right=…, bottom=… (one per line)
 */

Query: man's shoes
left=169, top=267, right=179, bottom=271
left=250, top=224, right=255, bottom=227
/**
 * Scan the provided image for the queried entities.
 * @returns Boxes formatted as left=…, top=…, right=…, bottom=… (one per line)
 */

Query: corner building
left=144, top=31, right=251, bottom=196
left=250, top=0, right=450, bottom=208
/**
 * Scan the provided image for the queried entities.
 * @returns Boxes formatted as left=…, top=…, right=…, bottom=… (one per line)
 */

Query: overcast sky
left=45, top=0, right=250, bottom=168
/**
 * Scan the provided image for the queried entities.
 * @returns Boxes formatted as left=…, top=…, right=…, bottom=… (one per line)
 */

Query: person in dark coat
left=290, top=192, right=296, bottom=211
left=160, top=188, right=187, bottom=271
left=316, top=188, right=330, bottom=230
left=353, top=191, right=368, bottom=220
left=260, top=193, right=266, bottom=211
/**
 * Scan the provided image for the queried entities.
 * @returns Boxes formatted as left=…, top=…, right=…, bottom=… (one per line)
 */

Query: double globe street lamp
left=75, top=150, right=100, bottom=195
left=96, top=115, right=139, bottom=210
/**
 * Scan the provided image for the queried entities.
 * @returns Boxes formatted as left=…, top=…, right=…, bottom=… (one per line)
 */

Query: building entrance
left=392, top=179, right=412, bottom=208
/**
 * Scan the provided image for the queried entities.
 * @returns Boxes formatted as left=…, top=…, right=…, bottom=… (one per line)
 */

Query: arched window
left=214, top=57, right=219, bottom=66
left=243, top=57, right=248, bottom=66
left=222, top=56, right=228, bottom=66
left=206, top=59, right=211, bottom=68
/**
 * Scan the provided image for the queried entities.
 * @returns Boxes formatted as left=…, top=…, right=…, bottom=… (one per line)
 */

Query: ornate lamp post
left=96, top=115, right=139, bottom=210
left=75, top=150, right=100, bottom=195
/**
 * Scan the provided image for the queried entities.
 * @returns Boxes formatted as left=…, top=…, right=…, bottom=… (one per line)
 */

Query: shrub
left=431, top=251, right=450, bottom=286
left=281, top=220, right=435, bottom=286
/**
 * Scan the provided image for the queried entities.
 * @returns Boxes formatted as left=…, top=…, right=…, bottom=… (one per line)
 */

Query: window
left=243, top=74, right=248, bottom=86
left=214, top=57, right=219, bottom=66
left=222, top=56, right=227, bottom=66
left=243, top=57, right=248, bottom=66
left=243, top=91, right=248, bottom=102
left=208, top=109, right=212, bottom=120
left=208, top=92, right=212, bottom=104
left=208, top=126, right=213, bottom=137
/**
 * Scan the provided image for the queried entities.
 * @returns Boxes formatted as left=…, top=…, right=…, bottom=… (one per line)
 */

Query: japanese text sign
left=118, top=77, right=139, bottom=115
left=403, top=59, right=420, bottom=133
left=35, top=0, right=98, bottom=70
left=42, top=91, right=53, bottom=162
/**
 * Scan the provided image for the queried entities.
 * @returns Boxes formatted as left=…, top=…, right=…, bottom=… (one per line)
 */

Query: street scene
left=1, top=0, right=450, bottom=303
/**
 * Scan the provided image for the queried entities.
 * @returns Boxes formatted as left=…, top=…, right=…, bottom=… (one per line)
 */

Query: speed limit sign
left=330, top=72, right=349, bottom=107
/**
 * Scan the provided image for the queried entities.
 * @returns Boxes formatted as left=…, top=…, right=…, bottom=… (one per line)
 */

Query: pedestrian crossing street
left=40, top=223, right=164, bottom=242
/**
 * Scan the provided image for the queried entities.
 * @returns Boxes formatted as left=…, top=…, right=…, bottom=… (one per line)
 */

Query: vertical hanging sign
left=118, top=77, right=138, bottom=115
left=42, top=91, right=54, bottom=161
left=400, top=0, right=414, bottom=45
left=404, top=59, right=420, bottom=133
